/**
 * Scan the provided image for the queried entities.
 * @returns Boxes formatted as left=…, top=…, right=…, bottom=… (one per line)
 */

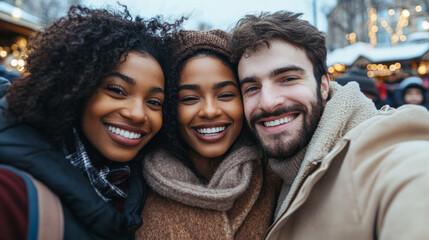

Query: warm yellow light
left=368, top=8, right=376, bottom=14
left=389, top=65, right=397, bottom=71
left=17, top=59, right=25, bottom=67
left=395, top=62, right=401, bottom=69
left=402, top=9, right=410, bottom=17
left=371, top=64, right=378, bottom=70
left=367, top=71, right=375, bottom=77
left=328, top=67, right=335, bottom=73
left=18, top=38, right=27, bottom=47
left=392, top=34, right=399, bottom=42
left=13, top=50, right=19, bottom=56
left=345, top=34, right=350, bottom=40
left=11, top=7, right=22, bottom=20
left=371, top=26, right=378, bottom=32
left=0, top=51, right=7, bottom=58
left=415, top=5, right=422, bottom=12
left=388, top=9, right=395, bottom=15
left=418, top=63, right=427, bottom=75
left=366, top=64, right=372, bottom=71
left=371, top=14, right=377, bottom=21
left=400, top=35, right=407, bottom=41
left=333, top=63, right=343, bottom=72
left=377, top=64, right=384, bottom=70
left=11, top=59, right=18, bottom=67
left=423, top=20, right=429, bottom=31
left=17, top=66, right=24, bottom=72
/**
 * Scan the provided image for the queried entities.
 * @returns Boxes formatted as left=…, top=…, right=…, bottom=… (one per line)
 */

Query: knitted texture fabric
left=137, top=167, right=281, bottom=240
left=270, top=81, right=378, bottom=219
left=173, top=29, right=231, bottom=65
left=142, top=142, right=260, bottom=211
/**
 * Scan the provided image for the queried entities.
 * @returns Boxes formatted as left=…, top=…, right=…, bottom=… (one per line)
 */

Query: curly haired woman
left=0, top=6, right=180, bottom=240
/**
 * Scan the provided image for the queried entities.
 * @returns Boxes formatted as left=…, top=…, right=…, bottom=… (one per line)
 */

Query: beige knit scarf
left=270, top=81, right=379, bottom=219
left=143, top=142, right=262, bottom=211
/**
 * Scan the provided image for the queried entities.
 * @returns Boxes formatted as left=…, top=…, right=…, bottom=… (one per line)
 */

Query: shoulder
left=0, top=166, right=29, bottom=240
left=346, top=105, right=429, bottom=144
left=0, top=77, right=10, bottom=97
left=342, top=105, right=429, bottom=180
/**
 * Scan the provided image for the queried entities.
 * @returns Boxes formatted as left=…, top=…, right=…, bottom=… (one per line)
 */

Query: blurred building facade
left=327, top=0, right=429, bottom=51
left=0, top=0, right=80, bottom=76
left=1, top=0, right=80, bottom=25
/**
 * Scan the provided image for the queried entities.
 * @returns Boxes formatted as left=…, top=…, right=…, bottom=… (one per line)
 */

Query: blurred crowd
left=335, top=67, right=428, bottom=110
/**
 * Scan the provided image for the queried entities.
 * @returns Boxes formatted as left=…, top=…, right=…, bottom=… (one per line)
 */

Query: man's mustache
left=249, top=104, right=307, bottom=128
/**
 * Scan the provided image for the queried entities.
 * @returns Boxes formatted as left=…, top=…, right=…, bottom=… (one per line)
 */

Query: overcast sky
left=82, top=0, right=337, bottom=33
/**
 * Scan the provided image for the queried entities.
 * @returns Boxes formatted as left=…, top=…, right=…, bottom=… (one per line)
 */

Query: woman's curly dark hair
left=5, top=5, right=182, bottom=145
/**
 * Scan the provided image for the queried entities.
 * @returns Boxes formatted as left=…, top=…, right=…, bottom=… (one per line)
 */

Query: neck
left=187, top=149, right=223, bottom=181
left=78, top=129, right=113, bottom=169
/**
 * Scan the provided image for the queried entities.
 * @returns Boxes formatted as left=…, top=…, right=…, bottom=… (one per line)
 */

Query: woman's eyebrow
left=178, top=84, right=200, bottom=91
left=150, top=87, right=165, bottom=94
left=213, top=80, right=238, bottom=90
left=108, top=72, right=136, bottom=86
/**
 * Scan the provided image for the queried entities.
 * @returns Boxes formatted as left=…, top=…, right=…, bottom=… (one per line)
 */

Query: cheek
left=243, top=98, right=255, bottom=123
left=177, top=105, right=192, bottom=129
left=288, top=86, right=317, bottom=104
left=230, top=100, right=244, bottom=123
left=81, top=96, right=103, bottom=128
left=150, top=110, right=163, bottom=133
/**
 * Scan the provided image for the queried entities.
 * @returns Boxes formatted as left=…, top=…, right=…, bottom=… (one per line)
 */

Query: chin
left=201, top=150, right=226, bottom=159
left=106, top=152, right=137, bottom=162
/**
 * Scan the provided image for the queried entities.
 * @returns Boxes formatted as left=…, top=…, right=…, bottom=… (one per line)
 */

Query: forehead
left=180, top=55, right=234, bottom=84
left=237, top=40, right=314, bottom=81
left=122, top=53, right=163, bottom=81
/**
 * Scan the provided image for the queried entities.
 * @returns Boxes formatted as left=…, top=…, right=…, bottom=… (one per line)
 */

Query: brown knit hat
left=173, top=29, right=231, bottom=66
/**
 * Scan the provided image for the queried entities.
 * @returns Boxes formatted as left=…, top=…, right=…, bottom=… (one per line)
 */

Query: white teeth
left=196, top=126, right=226, bottom=135
left=263, top=116, right=295, bottom=127
left=106, top=125, right=142, bottom=139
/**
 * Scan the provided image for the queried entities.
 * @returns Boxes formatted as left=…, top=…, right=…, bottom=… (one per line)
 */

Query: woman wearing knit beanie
left=136, top=29, right=281, bottom=239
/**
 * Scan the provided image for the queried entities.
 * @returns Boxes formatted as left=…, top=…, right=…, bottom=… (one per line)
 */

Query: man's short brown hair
left=230, top=11, right=328, bottom=85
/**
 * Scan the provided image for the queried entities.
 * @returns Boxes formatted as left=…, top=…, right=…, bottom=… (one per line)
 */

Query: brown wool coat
left=136, top=166, right=281, bottom=240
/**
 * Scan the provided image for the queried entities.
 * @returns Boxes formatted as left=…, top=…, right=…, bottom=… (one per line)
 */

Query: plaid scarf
left=62, top=129, right=130, bottom=202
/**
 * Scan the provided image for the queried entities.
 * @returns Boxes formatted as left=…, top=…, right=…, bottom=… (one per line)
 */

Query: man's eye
left=281, top=77, right=299, bottom=82
left=244, top=86, right=259, bottom=94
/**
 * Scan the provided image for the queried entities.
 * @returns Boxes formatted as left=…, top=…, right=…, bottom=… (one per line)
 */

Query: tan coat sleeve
left=348, top=105, right=429, bottom=239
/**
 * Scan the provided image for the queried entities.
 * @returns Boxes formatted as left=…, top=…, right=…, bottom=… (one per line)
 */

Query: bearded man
left=230, top=11, right=429, bottom=240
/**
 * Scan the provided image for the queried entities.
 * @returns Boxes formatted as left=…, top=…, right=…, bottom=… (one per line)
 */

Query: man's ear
left=320, top=74, right=330, bottom=101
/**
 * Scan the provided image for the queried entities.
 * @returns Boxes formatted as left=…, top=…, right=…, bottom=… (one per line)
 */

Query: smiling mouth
left=105, top=124, right=142, bottom=139
left=195, top=126, right=227, bottom=136
left=263, top=116, right=296, bottom=127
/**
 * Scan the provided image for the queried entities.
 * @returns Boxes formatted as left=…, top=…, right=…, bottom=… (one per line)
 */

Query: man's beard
left=249, top=94, right=324, bottom=160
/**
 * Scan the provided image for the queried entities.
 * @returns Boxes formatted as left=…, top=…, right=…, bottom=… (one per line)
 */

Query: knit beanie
left=335, top=67, right=379, bottom=97
left=399, top=76, right=426, bottom=102
left=173, top=29, right=231, bottom=66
